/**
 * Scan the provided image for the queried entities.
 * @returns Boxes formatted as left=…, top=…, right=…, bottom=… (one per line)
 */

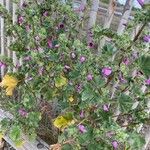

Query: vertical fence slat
left=117, top=0, right=133, bottom=35
left=19, top=0, right=23, bottom=66
left=87, top=0, right=99, bottom=31
left=12, top=2, right=18, bottom=72
left=98, top=0, right=116, bottom=50
left=0, top=0, right=5, bottom=77
left=6, top=0, right=11, bottom=72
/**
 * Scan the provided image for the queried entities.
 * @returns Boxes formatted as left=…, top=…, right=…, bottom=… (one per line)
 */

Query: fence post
left=0, top=0, right=5, bottom=77
left=99, top=0, right=116, bottom=51
left=88, top=0, right=100, bottom=30
left=6, top=0, right=11, bottom=72
left=12, top=2, right=18, bottom=72
left=117, top=0, right=133, bottom=35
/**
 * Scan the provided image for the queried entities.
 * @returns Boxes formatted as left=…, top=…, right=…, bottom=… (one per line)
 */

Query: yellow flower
left=55, top=75, right=68, bottom=88
left=0, top=75, right=19, bottom=96
left=69, top=96, right=74, bottom=102
left=53, top=114, right=75, bottom=129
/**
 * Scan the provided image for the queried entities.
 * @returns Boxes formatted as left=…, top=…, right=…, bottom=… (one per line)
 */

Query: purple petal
left=145, top=78, right=150, bottom=85
left=18, top=108, right=28, bottom=117
left=87, top=74, right=93, bottom=81
left=112, top=141, right=118, bottom=149
left=143, top=35, right=150, bottom=43
left=102, top=67, right=112, bottom=76
left=103, top=104, right=110, bottom=112
left=43, top=11, right=49, bottom=17
left=137, top=0, right=144, bottom=7
left=80, top=110, right=84, bottom=118
left=78, top=124, right=87, bottom=133
left=80, top=56, right=86, bottom=63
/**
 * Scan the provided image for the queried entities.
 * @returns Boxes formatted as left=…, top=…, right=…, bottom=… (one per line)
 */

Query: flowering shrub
left=0, top=0, right=150, bottom=149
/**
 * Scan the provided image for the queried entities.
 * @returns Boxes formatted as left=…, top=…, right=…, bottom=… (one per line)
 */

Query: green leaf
left=81, top=88, right=94, bottom=101
left=139, top=55, right=150, bottom=77
left=128, top=132, right=145, bottom=150
left=119, top=94, right=133, bottom=113
left=10, top=126, right=21, bottom=141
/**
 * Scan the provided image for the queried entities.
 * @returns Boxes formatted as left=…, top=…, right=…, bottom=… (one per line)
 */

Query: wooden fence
left=0, top=0, right=149, bottom=150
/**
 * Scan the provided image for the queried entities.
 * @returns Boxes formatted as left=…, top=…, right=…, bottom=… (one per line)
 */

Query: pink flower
left=18, top=108, right=28, bottom=117
left=48, top=39, right=53, bottom=48
left=0, top=61, right=6, bottom=68
left=80, top=110, right=84, bottom=118
left=112, top=141, right=118, bottom=149
left=76, top=84, right=82, bottom=93
left=123, top=58, right=130, bottom=65
left=58, top=23, right=64, bottom=29
left=102, top=67, right=112, bottom=76
left=78, top=124, right=87, bottom=133
left=64, top=65, right=71, bottom=73
left=80, top=56, right=86, bottom=63
left=119, top=72, right=127, bottom=83
left=145, top=78, right=150, bottom=85
left=87, top=74, right=93, bottom=81
left=143, top=35, right=150, bottom=43
left=26, top=25, right=31, bottom=32
left=103, top=104, right=110, bottom=112
left=88, top=41, right=94, bottom=49
left=18, top=16, right=24, bottom=25
left=43, top=11, right=49, bottom=17
left=137, top=0, right=144, bottom=7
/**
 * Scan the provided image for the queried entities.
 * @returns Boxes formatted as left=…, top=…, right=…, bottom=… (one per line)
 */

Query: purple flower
left=145, top=78, right=150, bottom=85
left=80, top=110, right=84, bottom=118
left=64, top=65, right=71, bottom=73
left=76, top=84, right=82, bottom=93
left=78, top=124, right=87, bottom=133
left=88, top=41, right=94, bottom=49
left=102, top=67, right=112, bottom=76
left=18, top=108, right=28, bottom=117
left=38, top=67, right=44, bottom=76
left=59, top=23, right=64, bottom=29
left=43, top=11, right=49, bottom=17
left=22, top=2, right=27, bottom=8
left=123, top=57, right=130, bottom=65
left=0, top=61, right=6, bottom=68
left=26, top=25, right=31, bottom=32
left=112, top=141, right=118, bottom=150
left=119, top=72, right=127, bottom=83
left=18, top=16, right=24, bottom=25
left=80, top=56, right=86, bottom=63
left=137, top=0, right=144, bottom=7
left=70, top=52, right=77, bottom=59
left=103, top=104, right=110, bottom=112
left=143, top=35, right=150, bottom=43
left=87, top=74, right=93, bottom=81
left=48, top=39, right=53, bottom=48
